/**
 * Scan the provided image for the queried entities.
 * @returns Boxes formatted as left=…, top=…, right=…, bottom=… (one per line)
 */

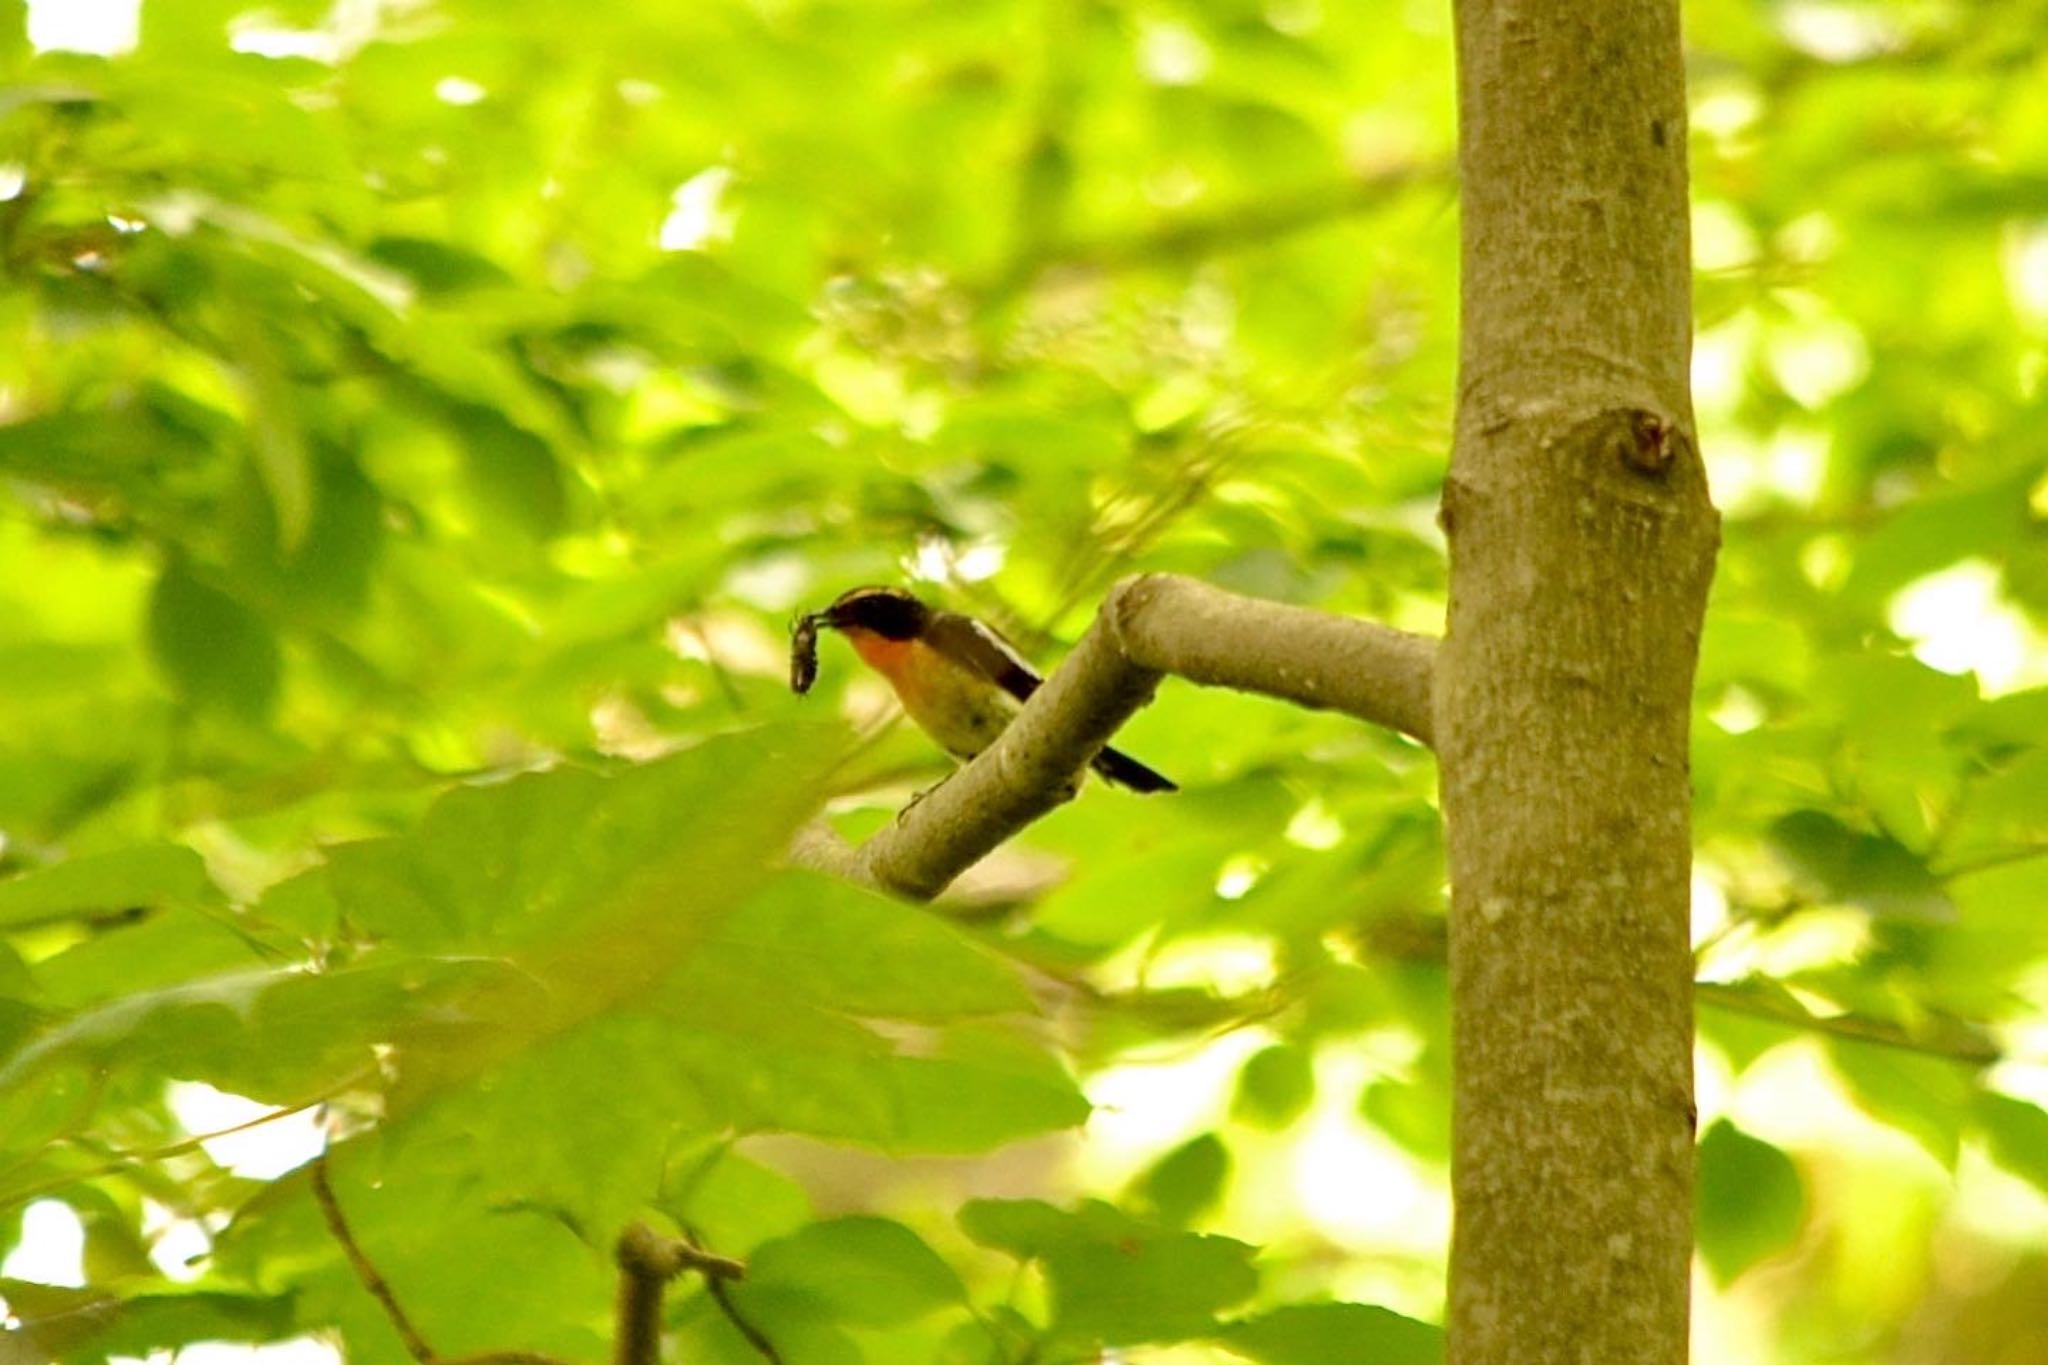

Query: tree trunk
left=1438, top=3, right=1719, bottom=1363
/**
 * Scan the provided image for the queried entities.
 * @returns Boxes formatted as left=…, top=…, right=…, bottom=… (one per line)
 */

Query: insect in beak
left=789, top=612, right=822, bottom=694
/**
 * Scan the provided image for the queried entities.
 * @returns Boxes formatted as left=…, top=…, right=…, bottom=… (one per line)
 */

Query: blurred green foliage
left=0, top=0, right=2045, bottom=1361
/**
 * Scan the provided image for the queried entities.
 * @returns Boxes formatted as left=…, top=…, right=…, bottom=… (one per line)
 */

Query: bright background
left=3, top=0, right=2048, bottom=1361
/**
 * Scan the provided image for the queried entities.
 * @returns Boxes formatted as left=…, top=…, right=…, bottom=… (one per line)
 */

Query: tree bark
left=1440, top=3, right=1718, bottom=1363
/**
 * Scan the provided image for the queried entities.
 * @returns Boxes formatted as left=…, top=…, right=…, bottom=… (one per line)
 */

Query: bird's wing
left=927, top=612, right=1044, bottom=704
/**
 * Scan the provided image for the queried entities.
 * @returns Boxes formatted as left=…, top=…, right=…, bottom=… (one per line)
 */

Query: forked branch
left=614, top=1221, right=756, bottom=1365
left=313, top=1157, right=752, bottom=1365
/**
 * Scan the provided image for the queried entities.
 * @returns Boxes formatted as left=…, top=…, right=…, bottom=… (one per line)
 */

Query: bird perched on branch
left=791, top=585, right=1177, bottom=793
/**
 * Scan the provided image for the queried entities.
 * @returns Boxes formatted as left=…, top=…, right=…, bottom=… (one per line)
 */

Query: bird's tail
left=1091, top=746, right=1178, bottom=794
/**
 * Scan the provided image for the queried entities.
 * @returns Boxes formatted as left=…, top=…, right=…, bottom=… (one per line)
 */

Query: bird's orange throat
left=842, top=627, right=919, bottom=689
left=836, top=621, right=1019, bottom=760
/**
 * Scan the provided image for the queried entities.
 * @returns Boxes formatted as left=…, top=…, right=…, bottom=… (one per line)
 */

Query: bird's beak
left=813, top=603, right=860, bottom=633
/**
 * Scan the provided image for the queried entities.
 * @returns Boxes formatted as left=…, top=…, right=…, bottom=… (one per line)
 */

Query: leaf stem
left=0, top=1075, right=361, bottom=1211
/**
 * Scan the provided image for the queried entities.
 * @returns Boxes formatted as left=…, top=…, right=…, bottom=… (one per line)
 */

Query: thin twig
left=1695, top=980, right=2001, bottom=1066
left=309, top=1157, right=575, bottom=1365
left=1689, top=899, right=1808, bottom=967
left=1932, top=842, right=2048, bottom=879
left=0, top=1076, right=362, bottom=1211
left=707, top=1272, right=784, bottom=1364
left=310, top=1156, right=439, bottom=1365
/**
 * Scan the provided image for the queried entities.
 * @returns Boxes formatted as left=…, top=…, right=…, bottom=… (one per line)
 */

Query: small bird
left=795, top=586, right=1176, bottom=793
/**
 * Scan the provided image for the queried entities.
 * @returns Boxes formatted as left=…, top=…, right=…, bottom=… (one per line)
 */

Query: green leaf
left=216, top=1144, right=612, bottom=1363
left=0, top=941, right=39, bottom=1058
left=959, top=1199, right=1259, bottom=1345
left=0, top=954, right=514, bottom=1109
left=1232, top=1044, right=1315, bottom=1128
left=647, top=1008, right=1090, bottom=1152
left=677, top=870, right=1034, bottom=1021
left=319, top=734, right=831, bottom=951
left=224, top=442, right=385, bottom=621
left=146, top=561, right=281, bottom=722
left=1826, top=1041, right=1972, bottom=1168
left=0, top=1282, right=294, bottom=1365
left=379, top=1010, right=685, bottom=1237
left=1695, top=1119, right=1805, bottom=1284
left=1971, top=1092, right=2048, bottom=1197
left=0, top=0, right=23, bottom=66
left=0, top=409, right=202, bottom=493
left=223, top=725, right=1062, bottom=1233
left=31, top=906, right=267, bottom=1009
left=1220, top=1302, right=1445, bottom=1365
left=957, top=1197, right=1076, bottom=1260
left=744, top=1217, right=967, bottom=1327
left=1360, top=1077, right=1451, bottom=1164
left=443, top=403, right=566, bottom=542
left=240, top=721, right=1073, bottom=1238
left=670, top=1292, right=860, bottom=1365
left=1767, top=810, right=1953, bottom=920
left=1131, top=1132, right=1230, bottom=1228
left=359, top=728, right=844, bottom=1106
left=151, top=192, right=413, bottom=320
left=367, top=236, right=515, bottom=294
left=1698, top=612, right=1812, bottom=696
left=0, top=846, right=217, bottom=928
left=1944, top=747, right=2048, bottom=866
left=660, top=1142, right=813, bottom=1256
left=1051, top=1228, right=1260, bottom=1343
left=229, top=313, right=316, bottom=552
left=1957, top=686, right=2048, bottom=751
left=1941, top=858, right=2048, bottom=997
left=1838, top=474, right=2034, bottom=609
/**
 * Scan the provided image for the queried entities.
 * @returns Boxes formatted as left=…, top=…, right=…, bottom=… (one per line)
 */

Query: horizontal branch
left=1114, top=574, right=1436, bottom=746
left=793, top=573, right=1438, bottom=900
left=851, top=586, right=1169, bottom=900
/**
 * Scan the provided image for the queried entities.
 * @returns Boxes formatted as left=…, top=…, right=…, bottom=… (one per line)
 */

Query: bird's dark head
left=818, top=586, right=931, bottom=640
